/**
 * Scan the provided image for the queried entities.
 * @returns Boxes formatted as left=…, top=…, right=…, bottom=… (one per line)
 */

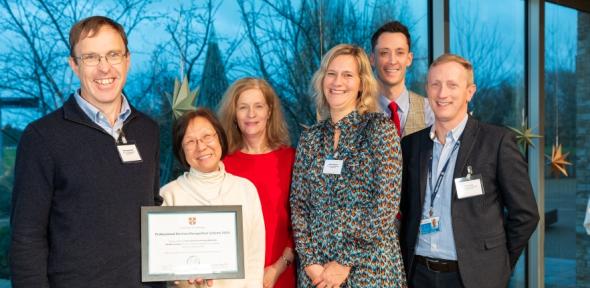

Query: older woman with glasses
left=290, top=44, right=406, bottom=287
left=219, top=77, right=296, bottom=288
left=160, top=108, right=265, bottom=288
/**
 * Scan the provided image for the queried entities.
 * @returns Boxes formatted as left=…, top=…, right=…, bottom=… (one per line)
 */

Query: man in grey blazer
left=399, top=53, right=539, bottom=288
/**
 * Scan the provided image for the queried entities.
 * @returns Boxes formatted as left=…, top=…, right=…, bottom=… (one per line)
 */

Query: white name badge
left=323, top=159, right=344, bottom=175
left=454, top=174, right=485, bottom=199
left=117, top=143, right=143, bottom=163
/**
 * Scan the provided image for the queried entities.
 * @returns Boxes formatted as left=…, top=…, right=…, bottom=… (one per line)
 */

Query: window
left=450, top=0, right=526, bottom=286
left=450, top=0, right=525, bottom=129
left=544, top=2, right=590, bottom=287
left=0, top=1, right=429, bottom=285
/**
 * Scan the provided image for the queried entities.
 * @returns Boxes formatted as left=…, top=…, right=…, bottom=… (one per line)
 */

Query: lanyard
left=427, top=140, right=460, bottom=217
left=116, top=128, right=127, bottom=144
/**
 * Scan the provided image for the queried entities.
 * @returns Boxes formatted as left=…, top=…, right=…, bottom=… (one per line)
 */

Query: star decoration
left=508, top=124, right=542, bottom=154
left=167, top=76, right=199, bottom=119
left=545, top=143, right=572, bottom=177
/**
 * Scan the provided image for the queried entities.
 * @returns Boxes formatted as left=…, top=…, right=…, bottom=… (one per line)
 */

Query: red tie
left=389, top=102, right=402, bottom=222
left=388, top=102, right=401, bottom=137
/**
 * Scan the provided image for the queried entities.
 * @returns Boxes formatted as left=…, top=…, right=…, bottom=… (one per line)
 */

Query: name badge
left=117, top=143, right=143, bottom=163
left=419, top=217, right=440, bottom=235
left=323, top=159, right=344, bottom=175
left=455, top=174, right=485, bottom=199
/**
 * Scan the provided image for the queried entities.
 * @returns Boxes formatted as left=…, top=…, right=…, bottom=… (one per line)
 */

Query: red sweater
left=224, top=146, right=296, bottom=288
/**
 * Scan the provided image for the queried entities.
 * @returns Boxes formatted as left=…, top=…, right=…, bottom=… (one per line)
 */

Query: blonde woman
left=290, top=44, right=406, bottom=287
left=219, top=78, right=296, bottom=288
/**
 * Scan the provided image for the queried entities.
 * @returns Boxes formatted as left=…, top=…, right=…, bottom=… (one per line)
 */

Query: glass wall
left=0, top=1, right=428, bottom=286
left=6, top=1, right=590, bottom=287
left=544, top=2, right=590, bottom=287
left=450, top=0, right=525, bottom=129
left=449, top=0, right=526, bottom=286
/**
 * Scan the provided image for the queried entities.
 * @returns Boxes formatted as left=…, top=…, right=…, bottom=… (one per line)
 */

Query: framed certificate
left=141, top=206, right=245, bottom=282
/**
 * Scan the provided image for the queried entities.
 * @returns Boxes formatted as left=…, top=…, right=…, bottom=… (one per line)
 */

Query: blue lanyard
left=427, top=140, right=460, bottom=217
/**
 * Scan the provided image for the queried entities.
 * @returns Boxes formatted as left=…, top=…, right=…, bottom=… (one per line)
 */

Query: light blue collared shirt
left=415, top=114, right=469, bottom=261
left=379, top=86, right=435, bottom=135
left=74, top=90, right=131, bottom=140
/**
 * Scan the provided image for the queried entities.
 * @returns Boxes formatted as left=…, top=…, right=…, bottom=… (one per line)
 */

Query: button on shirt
left=379, top=86, right=435, bottom=135
left=73, top=90, right=131, bottom=140
left=415, top=114, right=468, bottom=261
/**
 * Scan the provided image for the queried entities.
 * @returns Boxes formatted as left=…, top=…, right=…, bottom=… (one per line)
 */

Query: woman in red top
left=219, top=77, right=296, bottom=288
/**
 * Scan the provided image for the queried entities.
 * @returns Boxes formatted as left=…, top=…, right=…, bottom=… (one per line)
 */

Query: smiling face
left=181, top=116, right=222, bottom=173
left=371, top=32, right=413, bottom=90
left=426, top=61, right=476, bottom=128
left=322, top=54, right=361, bottom=117
left=68, top=25, right=130, bottom=110
left=235, top=88, right=270, bottom=140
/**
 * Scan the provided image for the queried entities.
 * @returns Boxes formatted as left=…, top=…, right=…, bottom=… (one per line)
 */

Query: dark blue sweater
left=10, top=96, right=164, bottom=288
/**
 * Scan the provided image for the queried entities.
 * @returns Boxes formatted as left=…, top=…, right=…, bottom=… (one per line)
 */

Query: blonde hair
left=218, top=77, right=290, bottom=153
left=311, top=44, right=379, bottom=121
left=430, top=53, right=475, bottom=84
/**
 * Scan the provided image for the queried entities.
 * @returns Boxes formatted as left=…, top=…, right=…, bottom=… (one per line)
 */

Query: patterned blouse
left=290, top=111, right=406, bottom=287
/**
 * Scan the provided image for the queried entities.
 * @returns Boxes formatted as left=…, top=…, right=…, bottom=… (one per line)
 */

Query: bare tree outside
left=236, top=0, right=421, bottom=140
left=0, top=0, right=161, bottom=279
left=544, top=4, right=577, bottom=176
left=0, top=0, right=159, bottom=116
left=450, top=0, right=524, bottom=127
left=160, top=0, right=218, bottom=83
left=0, top=0, right=430, bottom=281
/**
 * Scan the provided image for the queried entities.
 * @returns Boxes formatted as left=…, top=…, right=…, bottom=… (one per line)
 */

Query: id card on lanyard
left=116, top=129, right=143, bottom=163
left=420, top=141, right=460, bottom=235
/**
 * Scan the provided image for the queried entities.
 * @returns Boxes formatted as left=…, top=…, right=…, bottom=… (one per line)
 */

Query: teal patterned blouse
left=290, top=111, right=407, bottom=287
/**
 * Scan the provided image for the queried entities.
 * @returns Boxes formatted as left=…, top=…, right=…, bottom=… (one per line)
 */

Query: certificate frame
left=141, top=205, right=244, bottom=282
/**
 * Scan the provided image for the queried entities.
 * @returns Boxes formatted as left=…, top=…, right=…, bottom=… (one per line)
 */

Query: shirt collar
left=429, top=113, right=469, bottom=143
left=379, top=86, right=409, bottom=113
left=327, top=110, right=361, bottom=132
left=73, top=89, right=131, bottom=124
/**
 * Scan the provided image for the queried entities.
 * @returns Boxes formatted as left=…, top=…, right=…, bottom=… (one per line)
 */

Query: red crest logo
left=188, top=217, right=196, bottom=225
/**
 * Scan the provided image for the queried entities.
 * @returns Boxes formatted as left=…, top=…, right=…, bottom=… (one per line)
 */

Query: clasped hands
left=172, top=278, right=213, bottom=287
left=305, top=261, right=351, bottom=288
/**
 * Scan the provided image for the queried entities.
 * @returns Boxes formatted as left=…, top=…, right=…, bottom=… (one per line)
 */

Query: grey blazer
left=399, top=116, right=539, bottom=288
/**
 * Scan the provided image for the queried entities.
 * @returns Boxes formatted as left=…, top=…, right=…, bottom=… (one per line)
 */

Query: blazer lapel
left=419, top=131, right=433, bottom=205
left=453, top=116, right=479, bottom=181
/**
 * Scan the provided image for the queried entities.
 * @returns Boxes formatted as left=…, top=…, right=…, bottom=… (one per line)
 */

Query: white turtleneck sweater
left=160, top=163, right=265, bottom=288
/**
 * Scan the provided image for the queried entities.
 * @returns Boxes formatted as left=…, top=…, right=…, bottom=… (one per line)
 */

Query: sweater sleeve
left=244, top=181, right=265, bottom=287
left=159, top=181, right=177, bottom=207
left=10, top=125, right=53, bottom=288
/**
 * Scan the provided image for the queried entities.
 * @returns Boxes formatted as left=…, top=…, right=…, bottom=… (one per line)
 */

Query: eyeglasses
left=182, top=133, right=218, bottom=149
left=74, top=51, right=127, bottom=66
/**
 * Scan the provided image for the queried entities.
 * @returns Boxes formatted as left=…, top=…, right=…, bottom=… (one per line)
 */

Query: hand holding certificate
left=141, top=206, right=245, bottom=282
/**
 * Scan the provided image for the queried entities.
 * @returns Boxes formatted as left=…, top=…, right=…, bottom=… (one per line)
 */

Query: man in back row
left=10, top=16, right=163, bottom=288
left=371, top=21, right=434, bottom=137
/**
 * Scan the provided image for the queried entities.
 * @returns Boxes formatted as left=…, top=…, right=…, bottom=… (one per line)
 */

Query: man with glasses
left=10, top=16, right=163, bottom=288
